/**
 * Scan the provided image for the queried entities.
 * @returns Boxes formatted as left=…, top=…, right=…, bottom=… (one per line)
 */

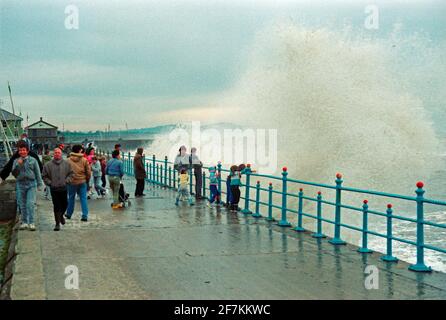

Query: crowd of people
left=0, top=140, right=253, bottom=233
left=0, top=141, right=125, bottom=231
left=172, top=145, right=252, bottom=211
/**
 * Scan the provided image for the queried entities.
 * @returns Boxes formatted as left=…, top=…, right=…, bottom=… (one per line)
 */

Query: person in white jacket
left=173, top=145, right=190, bottom=173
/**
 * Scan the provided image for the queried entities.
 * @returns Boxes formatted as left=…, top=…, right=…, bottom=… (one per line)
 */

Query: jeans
left=226, top=179, right=233, bottom=205
left=209, top=185, right=220, bottom=204
left=94, top=176, right=106, bottom=196
left=16, top=180, right=37, bottom=224
left=176, top=187, right=193, bottom=205
left=67, top=183, right=89, bottom=219
left=108, top=176, right=121, bottom=204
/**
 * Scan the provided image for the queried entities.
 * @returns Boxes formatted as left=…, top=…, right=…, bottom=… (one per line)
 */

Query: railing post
left=409, top=182, right=432, bottom=272
left=173, top=167, right=177, bottom=189
left=381, top=204, right=398, bottom=262
left=128, top=152, right=131, bottom=174
left=189, top=165, right=193, bottom=195
left=312, top=191, right=326, bottom=238
left=168, top=167, right=172, bottom=188
left=145, top=161, right=149, bottom=182
left=164, top=156, right=168, bottom=187
left=278, top=167, right=291, bottom=227
left=241, top=164, right=252, bottom=214
left=329, top=173, right=346, bottom=245
left=202, top=172, right=207, bottom=199
left=152, top=155, right=156, bottom=184
left=358, top=200, right=373, bottom=253
left=143, top=155, right=146, bottom=181
left=252, top=181, right=262, bottom=218
left=266, top=182, right=274, bottom=221
left=148, top=163, right=152, bottom=182
left=217, top=162, right=222, bottom=204
left=294, top=188, right=305, bottom=232
left=160, top=164, right=163, bottom=186
left=156, top=164, right=159, bottom=185
left=123, top=153, right=127, bottom=173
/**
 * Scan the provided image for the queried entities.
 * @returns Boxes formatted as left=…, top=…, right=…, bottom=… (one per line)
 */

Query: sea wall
left=0, top=177, right=17, bottom=300
left=0, top=178, right=17, bottom=221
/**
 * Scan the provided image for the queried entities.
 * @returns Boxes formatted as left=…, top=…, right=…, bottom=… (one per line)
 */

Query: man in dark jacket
left=133, top=147, right=146, bottom=197
left=42, top=148, right=74, bottom=231
left=190, top=147, right=203, bottom=200
left=0, top=140, right=43, bottom=183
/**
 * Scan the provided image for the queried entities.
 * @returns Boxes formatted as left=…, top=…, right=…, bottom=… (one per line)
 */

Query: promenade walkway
left=9, top=178, right=446, bottom=300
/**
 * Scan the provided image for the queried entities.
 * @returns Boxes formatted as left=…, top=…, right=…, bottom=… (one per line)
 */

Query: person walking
left=91, top=156, right=106, bottom=198
left=133, top=148, right=146, bottom=197
left=85, top=143, right=94, bottom=157
left=100, top=157, right=107, bottom=188
left=190, top=147, right=203, bottom=199
left=42, top=147, right=74, bottom=231
left=42, top=149, right=52, bottom=200
left=66, top=144, right=91, bottom=221
left=11, top=141, right=44, bottom=231
left=0, top=140, right=43, bottom=183
left=106, top=150, right=124, bottom=209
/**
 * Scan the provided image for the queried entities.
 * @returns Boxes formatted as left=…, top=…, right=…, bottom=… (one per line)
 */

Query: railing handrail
left=97, top=149, right=445, bottom=273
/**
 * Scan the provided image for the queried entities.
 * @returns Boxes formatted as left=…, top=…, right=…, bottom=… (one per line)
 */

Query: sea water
left=143, top=19, right=446, bottom=272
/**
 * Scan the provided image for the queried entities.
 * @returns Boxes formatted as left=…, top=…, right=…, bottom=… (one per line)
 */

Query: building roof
left=27, top=117, right=58, bottom=130
left=0, top=108, right=23, bottom=121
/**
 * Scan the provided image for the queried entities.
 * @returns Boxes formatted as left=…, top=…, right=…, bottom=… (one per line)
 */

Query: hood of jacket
left=69, top=152, right=84, bottom=162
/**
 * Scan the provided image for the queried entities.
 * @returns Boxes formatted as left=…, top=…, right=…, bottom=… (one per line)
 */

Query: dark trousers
left=209, top=185, right=220, bottom=203
left=135, top=178, right=145, bottom=196
left=230, top=185, right=240, bottom=210
left=50, top=189, right=68, bottom=225
left=101, top=174, right=106, bottom=188
left=194, top=168, right=202, bottom=198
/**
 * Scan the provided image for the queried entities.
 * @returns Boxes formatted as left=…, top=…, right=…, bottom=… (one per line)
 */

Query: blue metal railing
left=98, top=150, right=446, bottom=273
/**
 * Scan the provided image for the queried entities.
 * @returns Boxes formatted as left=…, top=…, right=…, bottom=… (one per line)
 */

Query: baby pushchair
left=110, top=182, right=131, bottom=207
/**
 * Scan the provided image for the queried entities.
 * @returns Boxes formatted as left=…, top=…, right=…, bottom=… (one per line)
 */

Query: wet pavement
left=10, top=177, right=446, bottom=299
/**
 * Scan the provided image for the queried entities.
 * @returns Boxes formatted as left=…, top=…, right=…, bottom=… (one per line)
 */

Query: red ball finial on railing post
left=247, top=163, right=251, bottom=168
left=363, top=199, right=368, bottom=204
left=269, top=182, right=272, bottom=186
left=336, top=173, right=342, bottom=179
left=317, top=191, right=321, bottom=195
left=416, top=181, right=424, bottom=189
left=387, top=203, right=392, bottom=209
left=299, top=188, right=303, bottom=192
left=282, top=166, right=287, bottom=172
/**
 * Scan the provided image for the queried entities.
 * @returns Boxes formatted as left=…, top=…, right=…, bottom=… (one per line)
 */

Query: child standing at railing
left=229, top=165, right=242, bottom=212
left=91, top=157, right=106, bottom=197
left=175, top=168, right=194, bottom=206
left=225, top=174, right=233, bottom=207
left=229, top=164, right=253, bottom=212
left=207, top=166, right=220, bottom=208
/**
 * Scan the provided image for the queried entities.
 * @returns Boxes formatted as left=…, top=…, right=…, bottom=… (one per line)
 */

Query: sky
left=0, top=0, right=445, bottom=131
